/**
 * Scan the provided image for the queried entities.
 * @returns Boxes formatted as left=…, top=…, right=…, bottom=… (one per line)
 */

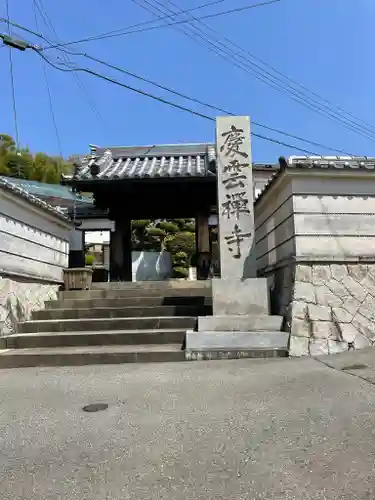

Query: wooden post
left=110, top=219, right=132, bottom=281
left=196, top=212, right=211, bottom=280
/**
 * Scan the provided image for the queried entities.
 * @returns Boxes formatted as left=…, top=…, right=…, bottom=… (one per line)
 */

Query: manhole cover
left=341, top=364, right=368, bottom=371
left=82, top=403, right=109, bottom=413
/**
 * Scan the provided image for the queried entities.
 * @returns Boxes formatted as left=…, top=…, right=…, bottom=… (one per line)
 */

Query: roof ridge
left=0, top=177, right=71, bottom=222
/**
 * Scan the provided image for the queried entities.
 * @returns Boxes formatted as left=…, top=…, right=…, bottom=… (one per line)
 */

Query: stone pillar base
left=186, top=278, right=288, bottom=360
left=211, top=278, right=269, bottom=316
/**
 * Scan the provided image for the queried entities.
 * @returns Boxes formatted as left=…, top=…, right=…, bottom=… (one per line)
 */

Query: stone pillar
left=185, top=116, right=287, bottom=360
left=110, top=219, right=132, bottom=281
left=196, top=212, right=210, bottom=280
left=212, top=115, right=266, bottom=315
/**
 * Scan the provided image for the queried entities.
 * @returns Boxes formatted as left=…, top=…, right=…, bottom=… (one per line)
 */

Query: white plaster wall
left=0, top=189, right=72, bottom=283
left=255, top=170, right=375, bottom=357
left=292, top=177, right=375, bottom=259
left=79, top=218, right=114, bottom=231
left=132, top=251, right=172, bottom=281
left=254, top=176, right=295, bottom=272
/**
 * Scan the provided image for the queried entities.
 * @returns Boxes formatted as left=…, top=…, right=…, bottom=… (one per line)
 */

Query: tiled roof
left=62, top=143, right=278, bottom=182
left=288, top=155, right=375, bottom=169
left=64, top=143, right=216, bottom=181
left=0, top=176, right=71, bottom=222
left=255, top=155, right=375, bottom=205
left=0, top=175, right=93, bottom=205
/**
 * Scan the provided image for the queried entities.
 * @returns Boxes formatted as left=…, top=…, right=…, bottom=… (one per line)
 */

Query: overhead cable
left=33, top=0, right=106, bottom=126
left=40, top=0, right=281, bottom=50
left=33, top=0, right=63, bottom=156
left=0, top=17, right=357, bottom=155
left=5, top=0, right=20, bottom=153
left=32, top=49, right=319, bottom=155
left=133, top=0, right=375, bottom=141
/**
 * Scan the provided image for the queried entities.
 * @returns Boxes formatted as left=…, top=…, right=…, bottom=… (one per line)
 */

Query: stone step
left=185, top=331, right=289, bottom=361
left=0, top=344, right=185, bottom=369
left=33, top=305, right=212, bottom=321
left=18, top=316, right=197, bottom=333
left=185, top=348, right=288, bottom=361
left=60, top=287, right=212, bottom=300
left=5, top=329, right=186, bottom=348
left=46, top=295, right=212, bottom=310
left=198, top=315, right=283, bottom=332
left=90, top=280, right=211, bottom=290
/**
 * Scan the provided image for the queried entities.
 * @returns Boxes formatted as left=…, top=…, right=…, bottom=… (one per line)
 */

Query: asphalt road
left=1, top=350, right=375, bottom=499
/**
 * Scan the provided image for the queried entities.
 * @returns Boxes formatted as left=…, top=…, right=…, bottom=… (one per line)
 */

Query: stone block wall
left=276, top=262, right=375, bottom=356
left=0, top=277, right=59, bottom=336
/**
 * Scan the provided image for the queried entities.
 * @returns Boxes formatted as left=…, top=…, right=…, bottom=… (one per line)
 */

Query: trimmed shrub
left=147, top=227, right=166, bottom=238
left=165, top=231, right=196, bottom=259
left=173, top=251, right=188, bottom=262
left=173, top=266, right=189, bottom=279
left=173, top=218, right=187, bottom=228
left=158, top=221, right=179, bottom=233
left=182, top=222, right=196, bottom=233
left=132, top=220, right=151, bottom=229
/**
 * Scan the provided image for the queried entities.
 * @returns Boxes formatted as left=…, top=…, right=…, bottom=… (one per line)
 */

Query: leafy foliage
left=0, top=134, right=72, bottom=183
left=157, top=221, right=179, bottom=233
left=147, top=227, right=166, bottom=238
left=130, top=219, right=197, bottom=279
left=165, top=231, right=196, bottom=258
left=181, top=222, right=196, bottom=233
left=85, top=254, right=95, bottom=266
left=173, top=266, right=189, bottom=279
left=132, top=220, right=151, bottom=229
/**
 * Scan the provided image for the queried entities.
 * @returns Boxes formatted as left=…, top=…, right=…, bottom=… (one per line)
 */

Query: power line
left=43, top=0, right=229, bottom=50
left=143, top=0, right=375, bottom=141
left=32, top=49, right=318, bottom=155
left=41, top=0, right=281, bottom=50
left=71, top=52, right=354, bottom=155
left=134, top=0, right=375, bottom=142
left=33, top=0, right=106, bottom=126
left=0, top=18, right=357, bottom=155
left=33, top=0, right=375, bottom=140
left=2, top=13, right=375, bottom=143
left=5, top=0, right=20, bottom=153
left=33, top=0, right=63, bottom=157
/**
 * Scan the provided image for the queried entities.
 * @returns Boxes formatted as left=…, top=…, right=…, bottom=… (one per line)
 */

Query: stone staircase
left=0, top=281, right=211, bottom=368
left=0, top=280, right=289, bottom=368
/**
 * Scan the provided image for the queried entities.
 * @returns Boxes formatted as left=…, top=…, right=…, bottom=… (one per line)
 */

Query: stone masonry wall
left=0, top=277, right=58, bottom=336
left=287, top=263, right=375, bottom=356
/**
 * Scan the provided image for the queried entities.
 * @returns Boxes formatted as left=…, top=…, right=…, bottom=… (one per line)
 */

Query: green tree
left=0, top=134, right=73, bottom=183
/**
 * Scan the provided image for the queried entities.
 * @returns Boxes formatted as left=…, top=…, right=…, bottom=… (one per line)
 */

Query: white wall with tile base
left=255, top=167, right=375, bottom=356
left=0, top=187, right=72, bottom=335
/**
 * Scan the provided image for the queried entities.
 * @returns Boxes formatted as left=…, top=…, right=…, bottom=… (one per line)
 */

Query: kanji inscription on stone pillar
left=216, top=116, right=255, bottom=279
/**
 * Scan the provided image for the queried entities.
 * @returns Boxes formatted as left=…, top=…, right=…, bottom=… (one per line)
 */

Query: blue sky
left=0, top=0, right=374, bottom=161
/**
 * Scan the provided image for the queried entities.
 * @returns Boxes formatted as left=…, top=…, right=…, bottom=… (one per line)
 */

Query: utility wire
left=43, top=0, right=229, bottom=50
left=0, top=18, right=357, bottom=155
left=2, top=13, right=375, bottom=143
left=32, top=49, right=319, bottom=155
left=137, top=0, right=375, bottom=142
left=36, top=0, right=375, bottom=138
left=33, top=0, right=105, bottom=126
left=33, top=0, right=63, bottom=157
left=41, top=0, right=281, bottom=49
left=5, top=0, right=20, bottom=154
left=69, top=52, right=354, bottom=155
left=132, top=0, right=375, bottom=142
